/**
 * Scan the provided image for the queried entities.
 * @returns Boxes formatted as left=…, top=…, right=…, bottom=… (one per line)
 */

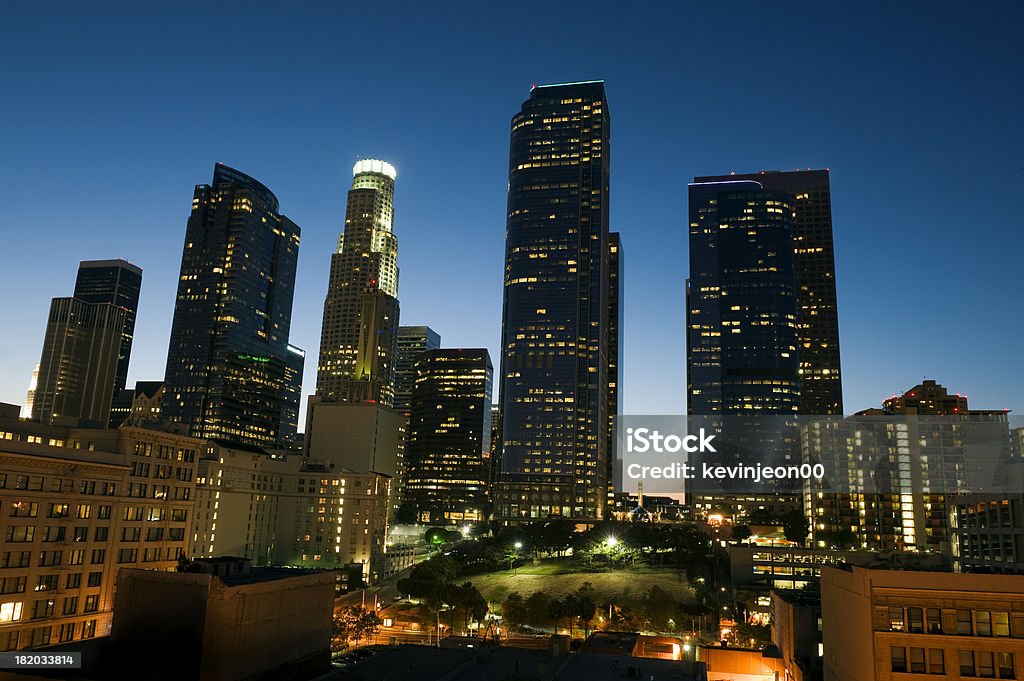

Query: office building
left=317, top=159, right=401, bottom=406
left=608, top=232, right=623, bottom=501
left=162, top=164, right=302, bottom=448
left=686, top=179, right=803, bottom=503
left=73, top=259, right=143, bottom=392
left=821, top=565, right=1024, bottom=681
left=686, top=179, right=801, bottom=419
left=108, top=380, right=163, bottom=430
left=19, top=365, right=39, bottom=420
left=694, top=170, right=842, bottom=416
left=949, top=493, right=1024, bottom=574
left=0, top=403, right=199, bottom=651
left=110, top=558, right=335, bottom=681
left=405, top=348, right=492, bottom=523
left=188, top=443, right=392, bottom=584
left=304, top=399, right=405, bottom=479
left=497, top=81, right=612, bottom=520
left=394, top=326, right=441, bottom=414
left=32, top=296, right=126, bottom=426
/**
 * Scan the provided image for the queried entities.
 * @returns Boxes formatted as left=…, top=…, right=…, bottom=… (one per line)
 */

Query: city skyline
left=3, top=3, right=1023, bottom=422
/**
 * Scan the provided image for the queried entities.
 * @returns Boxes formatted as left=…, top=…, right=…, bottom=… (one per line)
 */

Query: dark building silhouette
left=162, top=164, right=302, bottom=448
left=405, top=348, right=492, bottom=523
left=694, top=170, right=843, bottom=415
left=497, top=81, right=612, bottom=520
left=317, top=159, right=400, bottom=406
left=73, top=259, right=143, bottom=392
left=394, top=326, right=441, bottom=414
left=32, top=297, right=125, bottom=426
left=109, top=380, right=164, bottom=429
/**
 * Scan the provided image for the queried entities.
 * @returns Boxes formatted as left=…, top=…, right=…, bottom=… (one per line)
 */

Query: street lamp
left=605, top=536, right=618, bottom=548
left=511, top=542, right=523, bottom=574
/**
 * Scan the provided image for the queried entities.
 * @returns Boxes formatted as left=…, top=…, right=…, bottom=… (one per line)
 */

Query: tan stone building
left=189, top=441, right=393, bottom=584
left=0, top=404, right=199, bottom=651
left=821, top=565, right=1024, bottom=681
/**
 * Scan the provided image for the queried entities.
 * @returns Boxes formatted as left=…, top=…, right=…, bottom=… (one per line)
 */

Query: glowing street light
left=605, top=536, right=618, bottom=548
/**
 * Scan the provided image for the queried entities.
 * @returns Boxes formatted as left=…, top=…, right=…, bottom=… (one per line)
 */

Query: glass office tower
left=73, top=259, right=142, bottom=391
left=693, top=170, right=842, bottom=415
left=405, top=348, right=493, bottom=523
left=163, top=164, right=301, bottom=447
left=497, top=81, right=611, bottom=520
left=394, top=326, right=441, bottom=414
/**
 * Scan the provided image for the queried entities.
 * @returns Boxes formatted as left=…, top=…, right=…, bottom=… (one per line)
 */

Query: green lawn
left=467, top=564, right=695, bottom=606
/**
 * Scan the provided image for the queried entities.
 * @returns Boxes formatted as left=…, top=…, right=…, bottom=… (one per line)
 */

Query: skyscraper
left=686, top=180, right=802, bottom=418
left=73, top=259, right=143, bottom=391
left=497, top=81, right=611, bottom=520
left=607, top=232, right=623, bottom=502
left=394, top=326, right=441, bottom=414
left=162, top=163, right=302, bottom=448
left=317, top=159, right=401, bottom=406
left=693, top=170, right=843, bottom=415
left=404, top=348, right=493, bottom=523
left=32, top=296, right=126, bottom=426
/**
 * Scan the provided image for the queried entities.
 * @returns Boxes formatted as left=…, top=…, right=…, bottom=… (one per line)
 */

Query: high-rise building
left=317, top=159, right=401, bottom=406
left=686, top=180, right=803, bottom=503
left=73, top=259, right=143, bottom=392
left=404, top=348, right=493, bottom=523
left=694, top=170, right=843, bottom=416
left=162, top=164, right=302, bottom=448
left=19, top=364, right=39, bottom=419
left=303, top=400, right=405, bottom=480
left=686, top=179, right=801, bottom=418
left=32, top=297, right=126, bottom=426
left=496, top=81, right=612, bottom=521
left=188, top=443, right=392, bottom=583
left=108, top=380, right=163, bottom=429
left=393, top=326, right=441, bottom=414
left=804, top=381, right=1013, bottom=553
left=607, top=232, right=623, bottom=502
left=280, top=344, right=305, bottom=449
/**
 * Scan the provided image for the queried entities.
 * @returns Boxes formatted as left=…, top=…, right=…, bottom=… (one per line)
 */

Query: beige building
left=821, top=565, right=1024, bottom=681
left=0, top=404, right=199, bottom=651
left=110, top=558, right=334, bottom=681
left=304, top=398, right=405, bottom=478
left=189, top=441, right=393, bottom=584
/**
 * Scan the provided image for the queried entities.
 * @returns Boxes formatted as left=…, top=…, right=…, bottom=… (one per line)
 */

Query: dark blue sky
left=3, top=1, right=1023, bottom=419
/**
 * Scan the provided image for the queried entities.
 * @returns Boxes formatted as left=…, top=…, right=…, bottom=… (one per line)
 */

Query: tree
left=781, top=510, right=809, bottom=545
left=569, top=583, right=598, bottom=637
left=731, top=525, right=752, bottom=542
left=332, top=606, right=382, bottom=651
left=524, top=591, right=554, bottom=631
left=747, top=508, right=779, bottom=526
left=502, top=592, right=528, bottom=629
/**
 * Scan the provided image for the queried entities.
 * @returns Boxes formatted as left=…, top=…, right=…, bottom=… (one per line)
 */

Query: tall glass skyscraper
left=162, top=164, right=302, bottom=447
left=686, top=179, right=803, bottom=498
left=687, top=180, right=802, bottom=417
left=497, top=81, right=612, bottom=520
left=317, top=159, right=400, bottom=406
left=73, top=259, right=142, bottom=391
left=693, top=170, right=842, bottom=415
left=394, top=326, right=441, bottom=414
left=405, top=348, right=492, bottom=523
left=32, top=297, right=125, bottom=426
